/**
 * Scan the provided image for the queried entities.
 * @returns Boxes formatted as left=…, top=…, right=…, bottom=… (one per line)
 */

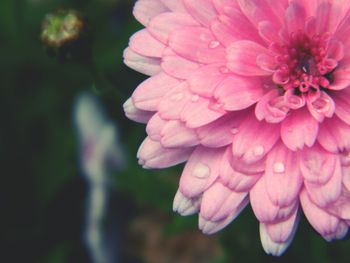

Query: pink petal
left=129, top=29, right=166, bottom=57
left=259, top=221, right=296, bottom=256
left=210, top=11, right=262, bottom=46
left=237, top=0, right=286, bottom=28
left=160, top=120, right=199, bottom=147
left=183, top=0, right=217, bottom=26
left=250, top=177, right=298, bottom=223
left=200, top=181, right=248, bottom=221
left=160, top=0, right=187, bottom=12
left=264, top=209, right=299, bottom=244
left=169, top=26, right=226, bottom=64
left=212, top=0, right=240, bottom=14
left=137, top=137, right=194, bottom=168
left=173, top=189, right=200, bottom=216
left=146, top=113, right=167, bottom=141
left=232, top=114, right=280, bottom=164
left=258, top=21, right=281, bottom=45
left=323, top=221, right=349, bottom=241
left=199, top=206, right=247, bottom=235
left=284, top=1, right=307, bottom=35
left=343, top=166, right=350, bottom=192
left=326, top=189, right=350, bottom=220
left=220, top=148, right=261, bottom=192
left=158, top=82, right=191, bottom=120
left=196, top=111, right=247, bottom=148
left=327, top=39, right=345, bottom=61
left=306, top=91, right=335, bottom=122
left=132, top=72, right=181, bottom=111
left=300, top=144, right=337, bottom=184
left=333, top=89, right=350, bottom=125
left=255, top=90, right=290, bottom=123
left=227, top=40, right=272, bottom=76
left=281, top=108, right=319, bottom=151
left=161, top=55, right=200, bottom=79
left=304, top=157, right=342, bottom=207
left=230, top=154, right=266, bottom=175
left=329, top=67, right=350, bottom=90
left=187, top=64, right=227, bottom=98
left=133, top=0, right=168, bottom=26
left=123, top=47, right=161, bottom=76
left=148, top=12, right=199, bottom=44
left=265, top=142, right=303, bottom=207
left=214, top=75, right=265, bottom=111
left=300, top=188, right=340, bottom=238
left=317, top=117, right=350, bottom=153
left=180, top=96, right=226, bottom=128
left=179, top=146, right=225, bottom=198
left=123, top=98, right=153, bottom=123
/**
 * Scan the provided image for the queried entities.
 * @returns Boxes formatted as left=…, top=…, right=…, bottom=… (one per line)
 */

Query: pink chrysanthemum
left=123, top=0, right=350, bottom=255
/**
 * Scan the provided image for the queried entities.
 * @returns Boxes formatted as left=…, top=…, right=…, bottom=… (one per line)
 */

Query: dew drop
left=170, top=92, right=184, bottom=101
left=273, top=162, right=285, bottom=173
left=231, top=128, right=239, bottom=134
left=192, top=163, right=210, bottom=179
left=209, top=40, right=220, bottom=49
left=191, top=94, right=199, bottom=102
left=253, top=145, right=265, bottom=156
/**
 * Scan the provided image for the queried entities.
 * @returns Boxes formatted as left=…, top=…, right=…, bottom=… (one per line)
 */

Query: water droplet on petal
left=192, top=162, right=210, bottom=179
left=191, top=94, right=199, bottom=102
left=253, top=145, right=265, bottom=156
left=231, top=128, right=239, bottom=134
left=170, top=92, right=184, bottom=101
left=273, top=162, right=285, bottom=173
left=209, top=40, right=220, bottom=49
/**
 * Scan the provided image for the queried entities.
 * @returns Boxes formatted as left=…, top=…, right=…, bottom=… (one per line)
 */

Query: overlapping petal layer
left=124, top=0, right=350, bottom=255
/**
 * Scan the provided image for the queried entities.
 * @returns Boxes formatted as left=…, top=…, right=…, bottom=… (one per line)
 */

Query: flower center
left=273, top=32, right=336, bottom=95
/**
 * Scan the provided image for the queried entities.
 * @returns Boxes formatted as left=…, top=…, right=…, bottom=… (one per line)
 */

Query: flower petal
left=179, top=146, right=225, bottom=198
left=232, top=114, right=280, bottom=164
left=227, top=40, right=272, bottom=76
left=123, top=47, right=161, bottom=76
left=132, top=72, right=181, bottom=111
left=187, top=64, right=227, bottom=97
left=137, top=137, right=194, bottom=168
left=250, top=177, right=298, bottom=223
left=123, top=98, right=153, bottom=123
left=133, top=0, right=168, bottom=26
left=196, top=111, right=246, bottom=148
left=259, top=221, right=296, bottom=257
left=161, top=54, right=200, bottom=79
left=281, top=108, right=319, bottom=151
left=129, top=29, right=166, bottom=57
left=148, top=12, right=199, bottom=43
left=160, top=120, right=199, bottom=147
left=300, top=188, right=340, bottom=239
left=220, top=148, right=261, bottom=192
left=173, top=189, right=201, bottom=216
left=180, top=96, right=226, bottom=128
left=317, top=117, right=350, bottom=153
left=300, top=144, right=336, bottom=184
left=214, top=75, right=265, bottom=111
left=265, top=142, right=303, bottom=207
left=200, top=181, right=248, bottom=221
left=304, top=156, right=342, bottom=207
left=169, top=26, right=226, bottom=64
left=183, top=0, right=217, bottom=26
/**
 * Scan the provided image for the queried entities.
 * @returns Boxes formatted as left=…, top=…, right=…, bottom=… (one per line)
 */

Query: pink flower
left=123, top=0, right=350, bottom=255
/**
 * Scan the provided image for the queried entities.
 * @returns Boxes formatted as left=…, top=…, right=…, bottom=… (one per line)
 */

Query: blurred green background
left=1, top=0, right=350, bottom=262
